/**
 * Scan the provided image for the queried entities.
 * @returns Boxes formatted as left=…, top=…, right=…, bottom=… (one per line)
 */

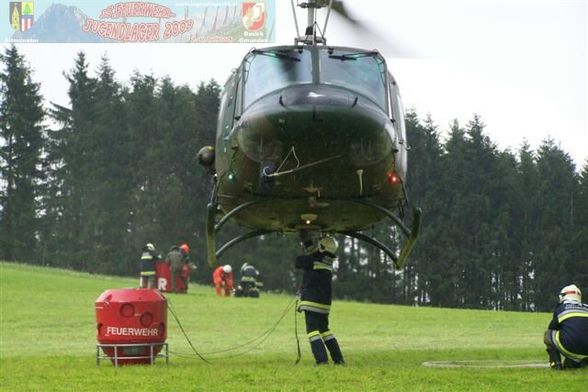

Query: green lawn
left=0, top=262, right=585, bottom=391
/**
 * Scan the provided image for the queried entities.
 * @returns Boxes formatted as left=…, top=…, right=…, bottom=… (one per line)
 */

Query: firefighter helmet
left=223, top=264, right=232, bottom=273
left=145, top=243, right=155, bottom=252
left=180, top=243, right=190, bottom=254
left=559, top=284, right=582, bottom=303
left=318, top=236, right=338, bottom=255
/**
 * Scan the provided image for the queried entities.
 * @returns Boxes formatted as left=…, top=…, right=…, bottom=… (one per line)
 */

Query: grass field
left=0, top=262, right=586, bottom=391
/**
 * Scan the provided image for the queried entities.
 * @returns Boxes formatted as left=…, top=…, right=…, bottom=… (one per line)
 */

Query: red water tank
left=156, top=260, right=189, bottom=293
left=95, top=288, right=167, bottom=365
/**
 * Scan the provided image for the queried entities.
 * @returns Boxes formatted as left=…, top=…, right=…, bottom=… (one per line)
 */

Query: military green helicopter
left=198, top=0, right=421, bottom=268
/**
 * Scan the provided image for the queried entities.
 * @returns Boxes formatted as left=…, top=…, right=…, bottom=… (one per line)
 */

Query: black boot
left=310, top=339, right=328, bottom=364
left=324, top=338, right=345, bottom=365
left=546, top=347, right=562, bottom=369
left=562, top=358, right=582, bottom=369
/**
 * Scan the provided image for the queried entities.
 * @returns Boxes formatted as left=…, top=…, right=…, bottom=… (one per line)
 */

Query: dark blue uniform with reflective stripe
left=295, top=250, right=344, bottom=364
left=548, top=301, right=588, bottom=357
left=295, top=252, right=334, bottom=314
left=140, top=251, right=159, bottom=276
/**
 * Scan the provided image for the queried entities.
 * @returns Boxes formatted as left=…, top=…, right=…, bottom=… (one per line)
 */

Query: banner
left=3, top=1, right=275, bottom=43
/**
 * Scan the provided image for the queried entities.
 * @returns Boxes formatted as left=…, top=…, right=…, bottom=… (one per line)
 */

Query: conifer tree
left=404, top=111, right=445, bottom=305
left=83, top=56, right=130, bottom=273
left=0, top=45, right=45, bottom=261
left=532, top=139, right=578, bottom=310
left=569, top=161, right=588, bottom=293
left=47, top=52, right=98, bottom=269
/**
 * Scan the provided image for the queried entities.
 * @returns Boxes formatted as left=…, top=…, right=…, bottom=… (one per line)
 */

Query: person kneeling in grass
left=544, top=284, right=588, bottom=369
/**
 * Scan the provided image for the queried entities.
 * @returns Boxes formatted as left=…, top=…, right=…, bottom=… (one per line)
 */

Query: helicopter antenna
left=292, top=0, right=332, bottom=45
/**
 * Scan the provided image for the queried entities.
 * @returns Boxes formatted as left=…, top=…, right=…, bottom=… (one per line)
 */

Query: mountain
left=12, top=3, right=107, bottom=43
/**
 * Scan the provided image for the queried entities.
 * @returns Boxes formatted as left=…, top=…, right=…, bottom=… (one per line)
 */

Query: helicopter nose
left=236, top=84, right=394, bottom=163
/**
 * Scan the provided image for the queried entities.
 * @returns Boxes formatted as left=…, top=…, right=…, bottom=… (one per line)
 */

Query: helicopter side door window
left=389, top=81, right=406, bottom=143
left=389, top=81, right=404, bottom=126
left=218, top=70, right=239, bottom=138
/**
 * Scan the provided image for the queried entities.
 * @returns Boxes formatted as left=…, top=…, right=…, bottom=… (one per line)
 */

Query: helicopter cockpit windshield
left=243, top=49, right=312, bottom=109
left=320, top=49, right=387, bottom=110
left=243, top=47, right=388, bottom=112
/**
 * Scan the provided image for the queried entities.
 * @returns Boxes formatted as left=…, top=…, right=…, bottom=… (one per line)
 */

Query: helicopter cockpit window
left=319, top=49, right=387, bottom=110
left=243, top=49, right=312, bottom=109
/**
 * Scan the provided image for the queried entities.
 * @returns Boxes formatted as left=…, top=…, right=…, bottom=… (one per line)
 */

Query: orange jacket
left=212, top=266, right=234, bottom=288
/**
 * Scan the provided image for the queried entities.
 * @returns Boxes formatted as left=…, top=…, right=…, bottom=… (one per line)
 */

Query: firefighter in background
left=295, top=234, right=345, bottom=365
left=235, top=262, right=263, bottom=298
left=212, top=264, right=234, bottom=296
left=139, top=243, right=160, bottom=289
left=165, top=245, right=184, bottom=293
left=544, top=284, right=588, bottom=369
left=179, top=258, right=195, bottom=293
left=179, top=243, right=193, bottom=292
left=180, top=243, right=190, bottom=263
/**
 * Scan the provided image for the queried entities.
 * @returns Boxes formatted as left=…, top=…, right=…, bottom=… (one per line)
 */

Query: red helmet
left=180, top=243, right=190, bottom=254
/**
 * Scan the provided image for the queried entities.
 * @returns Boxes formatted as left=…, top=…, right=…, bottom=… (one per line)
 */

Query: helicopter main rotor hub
left=292, top=0, right=333, bottom=46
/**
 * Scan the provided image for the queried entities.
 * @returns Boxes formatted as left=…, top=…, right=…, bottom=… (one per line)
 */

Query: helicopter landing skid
left=206, top=200, right=270, bottom=266
left=345, top=200, right=422, bottom=269
left=340, top=208, right=420, bottom=269
left=207, top=199, right=421, bottom=269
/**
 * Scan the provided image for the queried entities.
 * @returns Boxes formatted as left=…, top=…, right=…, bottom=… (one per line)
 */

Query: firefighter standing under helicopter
left=296, top=234, right=345, bottom=365
left=212, top=264, right=234, bottom=296
left=544, top=284, right=588, bottom=369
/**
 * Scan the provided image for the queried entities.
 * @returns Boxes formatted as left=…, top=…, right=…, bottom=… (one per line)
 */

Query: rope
left=166, top=297, right=210, bottom=364
left=294, top=298, right=301, bottom=364
left=200, top=295, right=296, bottom=358
left=168, top=295, right=297, bottom=362
left=264, top=146, right=341, bottom=178
left=273, top=146, right=300, bottom=175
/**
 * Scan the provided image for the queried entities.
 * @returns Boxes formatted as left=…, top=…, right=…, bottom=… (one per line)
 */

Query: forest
left=1, top=45, right=587, bottom=311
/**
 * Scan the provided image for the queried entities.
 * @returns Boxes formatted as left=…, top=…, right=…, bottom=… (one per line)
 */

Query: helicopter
left=198, top=0, right=421, bottom=269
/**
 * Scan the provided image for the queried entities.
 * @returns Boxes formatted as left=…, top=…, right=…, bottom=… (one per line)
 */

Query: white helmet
left=145, top=243, right=155, bottom=252
left=318, top=236, right=338, bottom=255
left=223, top=265, right=232, bottom=273
left=559, top=284, right=582, bottom=303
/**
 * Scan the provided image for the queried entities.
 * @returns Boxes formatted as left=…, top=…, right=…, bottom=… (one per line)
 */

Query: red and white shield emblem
left=242, top=2, right=266, bottom=31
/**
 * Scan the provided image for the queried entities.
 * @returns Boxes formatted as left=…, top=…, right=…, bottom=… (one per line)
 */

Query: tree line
left=1, top=46, right=586, bottom=311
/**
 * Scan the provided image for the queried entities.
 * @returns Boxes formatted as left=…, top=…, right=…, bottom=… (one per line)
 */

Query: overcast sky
left=3, top=0, right=587, bottom=167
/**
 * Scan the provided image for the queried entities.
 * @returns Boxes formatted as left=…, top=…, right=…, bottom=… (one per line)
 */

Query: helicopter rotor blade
left=328, top=1, right=421, bottom=58
left=331, top=1, right=360, bottom=27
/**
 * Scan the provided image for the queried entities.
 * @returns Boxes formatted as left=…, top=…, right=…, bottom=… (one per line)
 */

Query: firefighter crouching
left=213, top=264, right=234, bottom=296
left=235, top=262, right=263, bottom=298
left=544, top=284, right=588, bottom=369
left=296, top=235, right=345, bottom=365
